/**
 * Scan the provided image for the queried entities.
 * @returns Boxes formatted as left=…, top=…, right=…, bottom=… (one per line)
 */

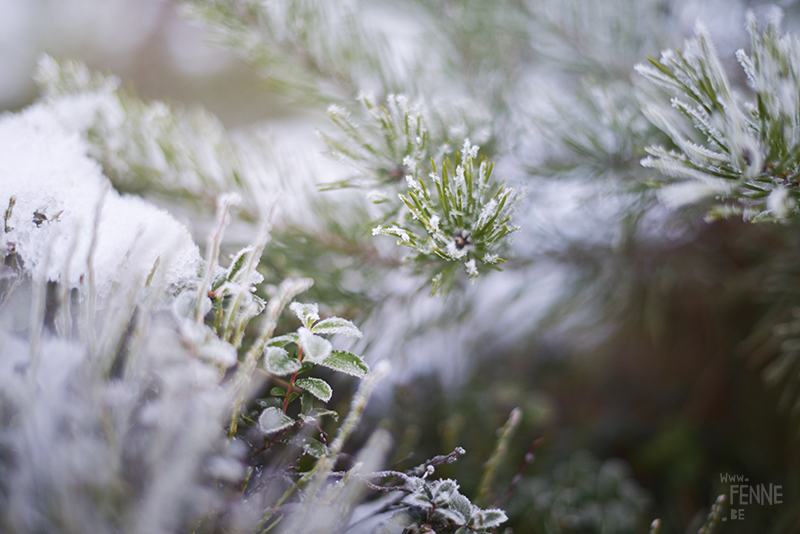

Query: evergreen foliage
left=4, top=0, right=800, bottom=533
left=637, top=12, right=800, bottom=221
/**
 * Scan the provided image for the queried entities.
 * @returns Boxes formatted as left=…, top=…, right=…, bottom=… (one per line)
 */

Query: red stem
left=282, top=347, right=303, bottom=413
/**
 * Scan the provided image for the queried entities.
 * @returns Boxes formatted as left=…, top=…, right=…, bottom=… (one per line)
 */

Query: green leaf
left=295, top=377, right=333, bottom=402
left=311, top=316, right=363, bottom=338
left=226, top=246, right=255, bottom=282
left=301, top=390, right=314, bottom=415
left=263, top=346, right=301, bottom=376
left=267, top=333, right=298, bottom=347
left=270, top=387, right=286, bottom=397
left=300, top=407, right=339, bottom=422
left=471, top=508, right=508, bottom=529
left=319, top=350, right=369, bottom=378
left=256, top=397, right=282, bottom=410
left=290, top=435, right=328, bottom=458
left=258, top=407, right=294, bottom=435
left=432, top=479, right=460, bottom=506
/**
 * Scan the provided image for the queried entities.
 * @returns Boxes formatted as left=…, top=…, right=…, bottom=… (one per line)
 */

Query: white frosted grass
left=0, top=101, right=202, bottom=302
left=0, top=291, right=242, bottom=533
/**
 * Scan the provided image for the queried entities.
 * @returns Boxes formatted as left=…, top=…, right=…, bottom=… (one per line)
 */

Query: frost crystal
left=462, top=138, right=479, bottom=159
left=445, top=240, right=468, bottom=259
left=465, top=259, right=478, bottom=280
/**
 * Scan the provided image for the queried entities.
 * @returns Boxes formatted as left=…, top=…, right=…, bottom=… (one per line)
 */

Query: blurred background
left=5, top=1, right=800, bottom=533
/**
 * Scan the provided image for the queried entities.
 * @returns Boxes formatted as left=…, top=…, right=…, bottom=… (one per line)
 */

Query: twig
left=495, top=437, right=542, bottom=507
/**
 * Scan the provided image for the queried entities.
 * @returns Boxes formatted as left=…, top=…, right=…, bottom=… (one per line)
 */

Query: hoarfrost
left=263, top=346, right=302, bottom=376
left=297, top=327, right=333, bottom=363
left=465, top=259, right=478, bottom=280
left=319, top=350, right=369, bottom=378
left=462, top=138, right=479, bottom=159
left=290, top=301, right=320, bottom=327
left=312, top=317, right=363, bottom=338
left=258, top=407, right=295, bottom=434
left=0, top=99, right=202, bottom=299
left=768, top=186, right=794, bottom=219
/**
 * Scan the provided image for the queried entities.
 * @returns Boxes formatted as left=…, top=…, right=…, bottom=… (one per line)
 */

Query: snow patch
left=0, top=100, right=202, bottom=299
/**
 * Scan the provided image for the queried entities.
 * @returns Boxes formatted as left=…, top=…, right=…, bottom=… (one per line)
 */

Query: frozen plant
left=0, top=43, right=516, bottom=534
left=372, top=139, right=521, bottom=293
left=512, top=451, right=649, bottom=534
left=637, top=11, right=800, bottom=222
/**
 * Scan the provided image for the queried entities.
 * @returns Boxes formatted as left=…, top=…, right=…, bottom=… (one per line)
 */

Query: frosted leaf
left=470, top=508, right=508, bottom=529
left=295, top=377, right=332, bottom=402
left=225, top=246, right=263, bottom=286
left=290, top=302, right=319, bottom=328
left=258, top=407, right=295, bottom=435
left=267, top=333, right=299, bottom=347
left=290, top=435, right=328, bottom=458
left=297, top=327, right=332, bottom=363
left=311, top=317, right=363, bottom=338
left=403, top=480, right=434, bottom=509
left=431, top=479, right=460, bottom=506
left=435, top=507, right=468, bottom=525
left=450, top=494, right=473, bottom=523
left=482, top=253, right=499, bottom=264
left=371, top=224, right=384, bottom=236
left=319, top=350, right=369, bottom=378
left=262, top=346, right=301, bottom=377
left=299, top=407, right=339, bottom=424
